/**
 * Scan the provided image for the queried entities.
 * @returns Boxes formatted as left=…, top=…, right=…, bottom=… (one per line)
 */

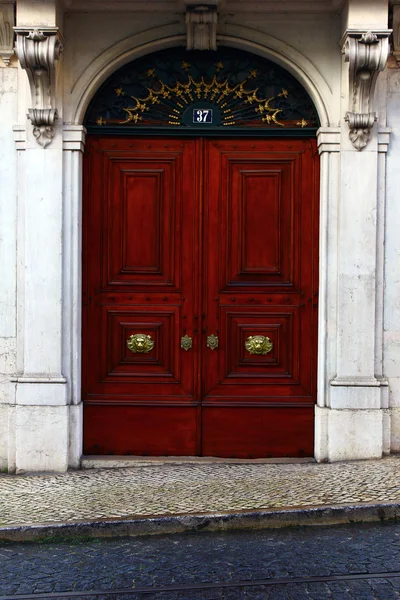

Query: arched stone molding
left=61, top=25, right=338, bottom=469
left=66, top=23, right=333, bottom=128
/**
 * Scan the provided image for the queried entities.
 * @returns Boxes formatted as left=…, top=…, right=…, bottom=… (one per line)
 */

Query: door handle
left=127, top=333, right=154, bottom=354
left=245, top=335, right=273, bottom=355
left=181, top=334, right=193, bottom=351
left=207, top=334, right=219, bottom=350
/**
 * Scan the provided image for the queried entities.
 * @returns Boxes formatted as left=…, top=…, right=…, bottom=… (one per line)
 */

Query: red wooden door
left=83, top=138, right=200, bottom=455
left=201, top=139, right=318, bottom=457
left=83, top=137, right=318, bottom=457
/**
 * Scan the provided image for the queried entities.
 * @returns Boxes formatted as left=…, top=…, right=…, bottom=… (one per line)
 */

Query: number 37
left=195, top=109, right=210, bottom=123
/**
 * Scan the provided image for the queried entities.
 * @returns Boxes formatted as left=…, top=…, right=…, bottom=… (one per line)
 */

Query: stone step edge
left=1, top=502, right=399, bottom=543
left=80, top=456, right=315, bottom=469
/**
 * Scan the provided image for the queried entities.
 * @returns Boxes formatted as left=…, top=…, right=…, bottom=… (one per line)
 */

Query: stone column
left=384, top=11, right=400, bottom=451
left=12, top=1, right=69, bottom=471
left=314, top=128, right=340, bottom=461
left=0, top=2, right=17, bottom=471
left=62, top=125, right=86, bottom=468
left=316, top=4, right=391, bottom=460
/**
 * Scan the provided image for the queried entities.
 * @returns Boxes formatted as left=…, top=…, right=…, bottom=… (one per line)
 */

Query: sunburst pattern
left=85, top=48, right=319, bottom=130
left=119, top=75, right=291, bottom=127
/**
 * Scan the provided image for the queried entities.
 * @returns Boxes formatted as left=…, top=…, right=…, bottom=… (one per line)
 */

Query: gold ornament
left=245, top=335, right=273, bottom=355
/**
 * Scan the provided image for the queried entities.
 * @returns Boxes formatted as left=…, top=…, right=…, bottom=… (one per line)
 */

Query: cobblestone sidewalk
left=0, top=457, right=399, bottom=527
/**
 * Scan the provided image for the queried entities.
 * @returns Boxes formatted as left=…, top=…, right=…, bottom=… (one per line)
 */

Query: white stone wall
left=0, top=0, right=397, bottom=471
left=385, top=67, right=400, bottom=451
left=0, top=59, right=17, bottom=470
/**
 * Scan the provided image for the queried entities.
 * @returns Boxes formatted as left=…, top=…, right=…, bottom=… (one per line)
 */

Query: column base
left=391, top=407, right=400, bottom=453
left=0, top=404, right=10, bottom=471
left=15, top=405, right=69, bottom=472
left=69, top=403, right=83, bottom=469
left=0, top=403, right=83, bottom=473
left=315, top=405, right=384, bottom=462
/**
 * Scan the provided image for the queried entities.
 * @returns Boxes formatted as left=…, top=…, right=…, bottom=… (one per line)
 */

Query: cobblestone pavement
left=1, top=522, right=400, bottom=598
left=0, top=457, right=399, bottom=527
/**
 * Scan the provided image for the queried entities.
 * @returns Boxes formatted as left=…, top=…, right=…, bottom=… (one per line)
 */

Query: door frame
left=62, top=30, right=338, bottom=465
left=81, top=134, right=320, bottom=457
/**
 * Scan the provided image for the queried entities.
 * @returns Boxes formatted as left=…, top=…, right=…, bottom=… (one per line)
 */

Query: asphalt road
left=1, top=522, right=400, bottom=599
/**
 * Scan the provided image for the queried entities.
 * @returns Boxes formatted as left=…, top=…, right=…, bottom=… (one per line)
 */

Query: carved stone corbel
left=343, top=30, right=390, bottom=150
left=186, top=5, right=217, bottom=51
left=14, top=27, right=63, bottom=148
left=0, top=3, right=15, bottom=66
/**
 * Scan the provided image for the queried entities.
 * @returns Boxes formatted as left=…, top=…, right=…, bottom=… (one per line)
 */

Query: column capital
left=378, top=127, right=391, bottom=153
left=317, top=127, right=341, bottom=154
left=63, top=125, right=87, bottom=152
left=14, top=26, right=64, bottom=148
left=12, top=124, right=26, bottom=151
left=341, top=29, right=391, bottom=151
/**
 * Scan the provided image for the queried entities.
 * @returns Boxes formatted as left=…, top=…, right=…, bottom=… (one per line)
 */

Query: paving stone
left=1, top=523, right=400, bottom=598
left=0, top=457, right=399, bottom=527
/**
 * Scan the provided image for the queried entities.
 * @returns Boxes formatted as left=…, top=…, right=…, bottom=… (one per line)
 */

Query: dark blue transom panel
left=84, top=47, right=319, bottom=132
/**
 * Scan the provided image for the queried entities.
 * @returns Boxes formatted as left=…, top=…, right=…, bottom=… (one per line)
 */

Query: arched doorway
left=82, top=47, right=320, bottom=458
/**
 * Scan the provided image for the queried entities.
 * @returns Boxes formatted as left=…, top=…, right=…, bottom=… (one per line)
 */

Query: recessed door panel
left=102, top=153, right=183, bottom=290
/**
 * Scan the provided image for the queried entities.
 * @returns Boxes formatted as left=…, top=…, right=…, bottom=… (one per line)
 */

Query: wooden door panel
left=84, top=405, right=197, bottom=456
left=102, top=306, right=180, bottom=381
left=201, top=407, right=314, bottom=458
left=105, top=156, right=180, bottom=289
left=219, top=307, right=300, bottom=383
left=220, top=156, right=297, bottom=289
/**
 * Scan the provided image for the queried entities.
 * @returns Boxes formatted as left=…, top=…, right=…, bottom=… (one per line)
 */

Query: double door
left=83, top=137, right=318, bottom=458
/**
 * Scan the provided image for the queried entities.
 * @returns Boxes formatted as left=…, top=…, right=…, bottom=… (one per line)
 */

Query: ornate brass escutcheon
left=207, top=334, right=219, bottom=350
left=180, top=334, right=193, bottom=351
left=245, top=335, right=273, bottom=355
left=127, top=333, right=154, bottom=354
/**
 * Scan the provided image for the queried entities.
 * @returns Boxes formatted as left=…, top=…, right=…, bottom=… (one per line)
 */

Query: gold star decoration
left=146, top=68, right=156, bottom=78
left=115, top=87, right=125, bottom=96
left=96, top=117, right=106, bottom=126
left=216, top=61, right=224, bottom=72
left=278, top=88, right=289, bottom=98
left=296, top=118, right=308, bottom=128
left=248, top=69, right=257, bottom=79
left=182, top=61, right=191, bottom=71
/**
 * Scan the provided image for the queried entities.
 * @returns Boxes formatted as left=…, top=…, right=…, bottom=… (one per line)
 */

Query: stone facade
left=0, top=0, right=399, bottom=471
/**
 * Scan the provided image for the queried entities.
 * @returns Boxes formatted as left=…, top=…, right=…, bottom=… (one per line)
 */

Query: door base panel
left=83, top=405, right=198, bottom=456
left=84, top=405, right=313, bottom=458
left=202, top=406, right=314, bottom=458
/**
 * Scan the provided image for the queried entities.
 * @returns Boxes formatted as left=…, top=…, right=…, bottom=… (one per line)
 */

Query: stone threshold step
left=81, top=455, right=315, bottom=469
left=1, top=502, right=399, bottom=543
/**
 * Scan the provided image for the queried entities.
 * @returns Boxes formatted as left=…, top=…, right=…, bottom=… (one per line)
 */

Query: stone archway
left=62, top=26, right=338, bottom=465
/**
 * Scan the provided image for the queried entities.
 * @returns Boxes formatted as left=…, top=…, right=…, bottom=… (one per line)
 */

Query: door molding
left=62, top=30, right=334, bottom=464
left=67, top=25, right=332, bottom=128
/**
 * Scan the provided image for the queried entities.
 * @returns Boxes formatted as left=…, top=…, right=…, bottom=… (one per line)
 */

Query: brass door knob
left=127, top=333, right=154, bottom=354
left=245, top=335, right=273, bottom=355
left=207, top=334, right=219, bottom=350
left=181, top=334, right=193, bottom=351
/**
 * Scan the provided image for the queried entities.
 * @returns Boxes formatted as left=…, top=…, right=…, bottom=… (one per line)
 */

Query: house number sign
left=193, top=109, right=213, bottom=123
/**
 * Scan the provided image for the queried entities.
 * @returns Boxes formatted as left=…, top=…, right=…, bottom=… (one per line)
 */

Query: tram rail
left=1, top=569, right=400, bottom=599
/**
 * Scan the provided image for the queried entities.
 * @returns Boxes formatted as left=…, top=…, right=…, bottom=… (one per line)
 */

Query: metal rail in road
left=1, top=570, right=400, bottom=599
